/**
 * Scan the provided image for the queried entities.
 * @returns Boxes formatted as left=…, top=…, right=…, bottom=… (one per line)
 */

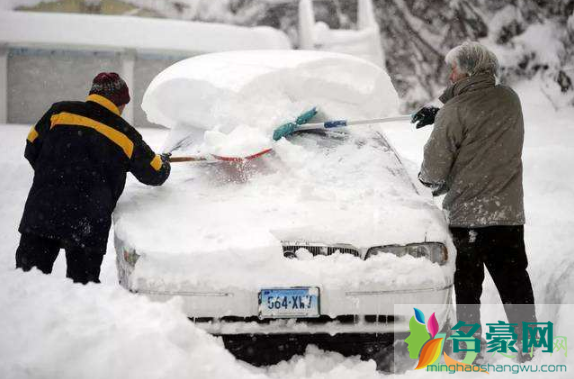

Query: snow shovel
left=169, top=108, right=319, bottom=163
left=273, top=114, right=412, bottom=141
left=168, top=148, right=272, bottom=163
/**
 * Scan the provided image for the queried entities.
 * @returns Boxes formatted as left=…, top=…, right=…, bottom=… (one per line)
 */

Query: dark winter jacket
left=419, top=73, right=525, bottom=227
left=19, top=94, right=170, bottom=251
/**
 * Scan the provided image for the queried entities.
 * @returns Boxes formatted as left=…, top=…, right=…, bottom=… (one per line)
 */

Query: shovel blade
left=211, top=148, right=273, bottom=162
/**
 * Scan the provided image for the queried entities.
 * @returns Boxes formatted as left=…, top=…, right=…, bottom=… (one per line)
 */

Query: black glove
left=411, top=106, right=440, bottom=129
left=160, top=152, right=172, bottom=163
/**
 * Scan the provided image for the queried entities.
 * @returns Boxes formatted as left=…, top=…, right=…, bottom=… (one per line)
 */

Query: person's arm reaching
left=129, top=134, right=171, bottom=186
left=419, top=108, right=463, bottom=196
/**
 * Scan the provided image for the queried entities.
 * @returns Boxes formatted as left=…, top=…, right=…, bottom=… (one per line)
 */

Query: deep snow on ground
left=1, top=76, right=573, bottom=378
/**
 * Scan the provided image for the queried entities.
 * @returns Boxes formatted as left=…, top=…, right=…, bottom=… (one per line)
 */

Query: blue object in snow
left=324, top=120, right=348, bottom=128
left=273, top=107, right=319, bottom=141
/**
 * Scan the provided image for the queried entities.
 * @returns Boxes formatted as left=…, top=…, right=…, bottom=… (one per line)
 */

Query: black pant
left=451, top=225, right=536, bottom=341
left=15, top=233, right=105, bottom=284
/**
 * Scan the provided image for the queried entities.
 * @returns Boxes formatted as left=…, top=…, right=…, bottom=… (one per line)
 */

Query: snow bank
left=1, top=272, right=569, bottom=379
left=266, top=346, right=380, bottom=379
left=142, top=50, right=399, bottom=156
left=0, top=268, right=388, bottom=379
left=0, top=10, right=290, bottom=55
left=0, top=269, right=263, bottom=379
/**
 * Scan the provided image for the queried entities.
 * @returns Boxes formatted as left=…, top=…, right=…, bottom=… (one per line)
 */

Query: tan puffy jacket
left=419, top=73, right=525, bottom=227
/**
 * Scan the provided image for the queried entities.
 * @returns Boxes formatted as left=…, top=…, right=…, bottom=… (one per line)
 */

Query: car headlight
left=366, top=243, right=448, bottom=265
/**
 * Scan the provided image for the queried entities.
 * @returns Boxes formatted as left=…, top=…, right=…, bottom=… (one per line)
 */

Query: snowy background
left=1, top=0, right=574, bottom=378
left=1, top=78, right=573, bottom=379
left=6, top=0, right=572, bottom=109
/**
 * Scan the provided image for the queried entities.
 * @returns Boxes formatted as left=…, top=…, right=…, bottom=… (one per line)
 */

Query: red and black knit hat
left=89, top=72, right=130, bottom=107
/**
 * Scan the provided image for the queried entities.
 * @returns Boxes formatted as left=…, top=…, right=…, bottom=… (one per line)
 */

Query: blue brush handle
left=324, top=120, right=348, bottom=128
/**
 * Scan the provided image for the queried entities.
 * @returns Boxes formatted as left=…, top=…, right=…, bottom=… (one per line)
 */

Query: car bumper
left=116, top=237, right=454, bottom=336
left=133, top=284, right=453, bottom=335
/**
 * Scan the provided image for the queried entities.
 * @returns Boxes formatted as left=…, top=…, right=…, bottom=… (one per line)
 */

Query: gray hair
left=445, top=42, right=499, bottom=76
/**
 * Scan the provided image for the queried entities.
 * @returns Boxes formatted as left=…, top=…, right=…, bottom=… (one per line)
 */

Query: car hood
left=114, top=129, right=453, bottom=291
left=115, top=130, right=448, bottom=254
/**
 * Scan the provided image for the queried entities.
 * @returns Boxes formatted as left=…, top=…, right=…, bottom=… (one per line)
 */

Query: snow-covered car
left=113, top=51, right=455, bottom=365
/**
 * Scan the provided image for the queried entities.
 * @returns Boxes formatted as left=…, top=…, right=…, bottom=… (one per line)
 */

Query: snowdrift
left=142, top=50, right=400, bottom=156
left=0, top=270, right=258, bottom=379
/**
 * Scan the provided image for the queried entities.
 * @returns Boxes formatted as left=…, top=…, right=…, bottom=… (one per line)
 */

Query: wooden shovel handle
left=169, top=148, right=272, bottom=163
left=169, top=156, right=208, bottom=163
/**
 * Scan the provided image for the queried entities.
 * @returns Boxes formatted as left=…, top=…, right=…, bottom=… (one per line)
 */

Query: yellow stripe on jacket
left=27, top=127, right=39, bottom=143
left=150, top=155, right=162, bottom=171
left=50, top=112, right=134, bottom=158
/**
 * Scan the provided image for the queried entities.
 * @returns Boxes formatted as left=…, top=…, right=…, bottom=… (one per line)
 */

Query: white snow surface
left=114, top=127, right=451, bottom=291
left=0, top=125, right=383, bottom=379
left=0, top=270, right=260, bottom=379
left=121, top=51, right=447, bottom=291
left=1, top=77, right=574, bottom=377
left=142, top=50, right=399, bottom=156
left=0, top=10, right=290, bottom=55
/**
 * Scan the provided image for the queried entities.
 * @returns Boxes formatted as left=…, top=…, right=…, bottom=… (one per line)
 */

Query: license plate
left=258, top=287, right=320, bottom=318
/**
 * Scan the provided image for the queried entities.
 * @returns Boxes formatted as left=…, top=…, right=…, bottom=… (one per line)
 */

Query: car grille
left=282, top=242, right=361, bottom=258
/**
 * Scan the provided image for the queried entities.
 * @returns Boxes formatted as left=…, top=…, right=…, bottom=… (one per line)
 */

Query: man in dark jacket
left=16, top=72, right=171, bottom=284
left=412, top=42, right=536, bottom=357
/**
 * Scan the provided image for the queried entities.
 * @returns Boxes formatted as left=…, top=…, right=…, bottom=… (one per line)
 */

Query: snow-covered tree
left=8, top=0, right=573, bottom=108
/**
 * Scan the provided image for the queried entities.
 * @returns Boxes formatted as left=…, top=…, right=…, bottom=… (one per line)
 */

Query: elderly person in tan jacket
left=413, top=42, right=536, bottom=359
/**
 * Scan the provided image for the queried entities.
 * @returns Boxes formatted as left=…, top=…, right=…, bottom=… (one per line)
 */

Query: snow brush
left=273, top=114, right=412, bottom=141
left=169, top=108, right=318, bottom=163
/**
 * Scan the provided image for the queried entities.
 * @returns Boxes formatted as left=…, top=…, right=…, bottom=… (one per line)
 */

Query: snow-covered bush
left=128, top=0, right=574, bottom=109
